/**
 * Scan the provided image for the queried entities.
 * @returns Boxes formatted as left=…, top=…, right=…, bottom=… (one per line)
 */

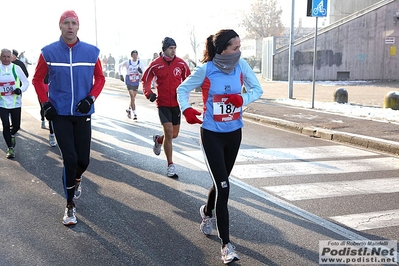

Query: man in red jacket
left=141, top=37, right=190, bottom=178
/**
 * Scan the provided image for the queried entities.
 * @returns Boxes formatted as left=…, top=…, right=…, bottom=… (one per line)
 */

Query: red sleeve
left=182, top=60, right=191, bottom=81
left=141, top=62, right=155, bottom=99
left=32, top=54, right=49, bottom=103
left=89, top=59, right=105, bottom=99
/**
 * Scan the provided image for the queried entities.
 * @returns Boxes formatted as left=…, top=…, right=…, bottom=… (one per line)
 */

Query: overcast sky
left=7, top=0, right=315, bottom=64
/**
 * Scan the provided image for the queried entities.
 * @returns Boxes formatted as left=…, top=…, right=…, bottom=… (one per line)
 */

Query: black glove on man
left=120, top=75, right=124, bottom=82
left=149, top=93, right=157, bottom=102
left=43, top=102, right=57, bottom=121
left=14, top=88, right=22, bottom=95
left=76, top=96, right=94, bottom=114
left=138, top=67, right=142, bottom=74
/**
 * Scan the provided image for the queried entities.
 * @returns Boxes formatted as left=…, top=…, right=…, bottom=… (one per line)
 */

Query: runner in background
left=36, top=73, right=56, bottom=146
left=141, top=37, right=190, bottom=177
left=119, top=50, right=145, bottom=120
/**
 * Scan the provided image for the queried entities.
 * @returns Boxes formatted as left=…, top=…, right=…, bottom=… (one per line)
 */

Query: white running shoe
left=74, top=177, right=82, bottom=200
left=199, top=205, right=213, bottom=235
left=152, top=135, right=162, bottom=155
left=167, top=163, right=178, bottom=178
left=62, top=203, right=77, bottom=225
left=221, top=243, right=240, bottom=264
left=41, top=120, right=46, bottom=129
left=49, top=134, right=57, bottom=147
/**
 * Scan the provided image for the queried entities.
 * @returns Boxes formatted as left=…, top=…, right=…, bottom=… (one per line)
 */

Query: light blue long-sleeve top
left=177, top=58, right=263, bottom=133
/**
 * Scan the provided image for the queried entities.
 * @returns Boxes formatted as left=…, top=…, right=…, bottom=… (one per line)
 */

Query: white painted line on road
left=182, top=145, right=378, bottom=163
left=331, top=209, right=399, bottom=231
left=235, top=146, right=377, bottom=161
left=232, top=157, right=399, bottom=178
left=263, top=178, right=399, bottom=200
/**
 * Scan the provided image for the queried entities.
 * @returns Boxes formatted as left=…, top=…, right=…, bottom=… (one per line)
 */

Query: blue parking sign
left=307, top=0, right=328, bottom=17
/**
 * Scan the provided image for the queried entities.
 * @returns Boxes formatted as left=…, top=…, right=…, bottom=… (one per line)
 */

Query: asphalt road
left=1, top=84, right=398, bottom=266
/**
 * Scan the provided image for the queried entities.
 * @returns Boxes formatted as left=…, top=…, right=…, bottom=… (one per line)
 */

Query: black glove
left=43, top=102, right=57, bottom=121
left=76, top=96, right=94, bottom=114
left=138, top=67, right=142, bottom=74
left=14, top=88, right=22, bottom=95
left=149, top=93, right=157, bottom=102
left=120, top=75, right=124, bottom=82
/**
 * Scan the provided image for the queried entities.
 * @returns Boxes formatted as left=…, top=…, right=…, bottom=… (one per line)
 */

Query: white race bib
left=0, top=81, right=16, bottom=96
left=129, top=73, right=140, bottom=82
left=212, top=94, right=241, bottom=122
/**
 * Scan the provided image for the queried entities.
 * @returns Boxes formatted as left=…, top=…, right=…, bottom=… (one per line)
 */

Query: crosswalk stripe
left=262, top=178, right=399, bottom=200
left=331, top=209, right=399, bottom=231
left=182, top=145, right=378, bottom=163
left=234, top=146, right=378, bottom=162
left=232, top=157, right=399, bottom=178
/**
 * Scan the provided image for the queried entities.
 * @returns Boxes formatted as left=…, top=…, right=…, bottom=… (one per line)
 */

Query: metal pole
left=311, top=17, right=318, bottom=109
left=288, top=0, right=295, bottom=99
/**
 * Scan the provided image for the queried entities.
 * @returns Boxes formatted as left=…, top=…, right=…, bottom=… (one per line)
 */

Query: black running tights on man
left=0, top=107, right=21, bottom=147
left=52, top=115, right=92, bottom=202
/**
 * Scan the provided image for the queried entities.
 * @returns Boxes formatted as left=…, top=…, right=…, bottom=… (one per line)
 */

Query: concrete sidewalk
left=247, top=77, right=399, bottom=155
left=105, top=76, right=399, bottom=155
left=257, top=77, right=399, bottom=107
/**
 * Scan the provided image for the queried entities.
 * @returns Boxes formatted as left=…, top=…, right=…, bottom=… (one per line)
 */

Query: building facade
left=267, top=0, right=399, bottom=81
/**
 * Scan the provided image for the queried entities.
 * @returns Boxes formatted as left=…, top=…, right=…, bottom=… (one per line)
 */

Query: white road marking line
left=232, top=157, right=399, bottom=178
left=331, top=209, right=399, bottom=231
left=182, top=145, right=377, bottom=163
left=262, top=178, right=399, bottom=200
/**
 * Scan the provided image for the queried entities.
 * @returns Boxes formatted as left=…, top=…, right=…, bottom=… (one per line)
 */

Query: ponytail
left=201, top=35, right=217, bottom=63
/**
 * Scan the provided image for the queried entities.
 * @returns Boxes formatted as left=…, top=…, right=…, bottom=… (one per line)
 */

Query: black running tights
left=52, top=115, right=92, bottom=203
left=0, top=107, right=21, bottom=148
left=200, top=127, right=242, bottom=245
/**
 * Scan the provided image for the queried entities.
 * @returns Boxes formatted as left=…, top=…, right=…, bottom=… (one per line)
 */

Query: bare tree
left=188, top=25, right=201, bottom=63
left=241, top=0, right=285, bottom=39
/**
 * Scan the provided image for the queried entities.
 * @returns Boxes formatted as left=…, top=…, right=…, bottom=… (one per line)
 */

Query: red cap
left=59, top=10, right=79, bottom=26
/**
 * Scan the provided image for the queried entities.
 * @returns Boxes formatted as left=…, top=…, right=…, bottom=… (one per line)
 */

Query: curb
left=244, top=112, right=399, bottom=156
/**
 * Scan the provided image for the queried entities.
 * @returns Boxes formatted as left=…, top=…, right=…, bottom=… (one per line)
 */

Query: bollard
left=333, top=87, right=348, bottom=104
left=383, top=91, right=399, bottom=110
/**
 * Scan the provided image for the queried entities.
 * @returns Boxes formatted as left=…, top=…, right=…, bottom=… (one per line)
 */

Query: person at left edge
left=0, top=48, right=29, bottom=159
left=32, top=10, right=105, bottom=226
